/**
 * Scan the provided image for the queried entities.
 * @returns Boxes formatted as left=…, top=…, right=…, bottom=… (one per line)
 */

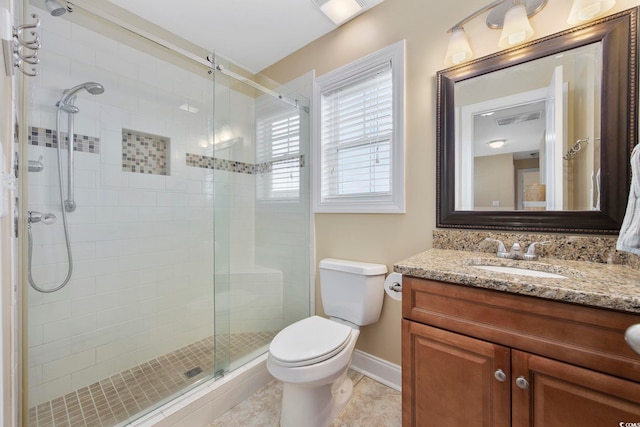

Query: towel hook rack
left=3, top=12, right=41, bottom=77
left=563, top=137, right=601, bottom=161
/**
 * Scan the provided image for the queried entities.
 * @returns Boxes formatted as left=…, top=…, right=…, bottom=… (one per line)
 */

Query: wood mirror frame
left=436, top=7, right=637, bottom=234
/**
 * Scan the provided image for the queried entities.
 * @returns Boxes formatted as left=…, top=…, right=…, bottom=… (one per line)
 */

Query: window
left=256, top=107, right=302, bottom=200
left=314, top=40, right=405, bottom=213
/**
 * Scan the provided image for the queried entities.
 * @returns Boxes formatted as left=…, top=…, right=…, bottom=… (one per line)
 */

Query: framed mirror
left=436, top=7, right=637, bottom=234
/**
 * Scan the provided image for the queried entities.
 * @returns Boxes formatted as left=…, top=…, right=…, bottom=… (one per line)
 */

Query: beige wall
left=262, top=0, right=640, bottom=365
left=475, top=153, right=515, bottom=210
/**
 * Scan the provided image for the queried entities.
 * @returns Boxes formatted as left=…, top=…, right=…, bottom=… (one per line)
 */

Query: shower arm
left=64, top=103, right=76, bottom=212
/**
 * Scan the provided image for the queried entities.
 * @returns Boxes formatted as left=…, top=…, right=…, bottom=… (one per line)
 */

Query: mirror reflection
left=454, top=42, right=602, bottom=212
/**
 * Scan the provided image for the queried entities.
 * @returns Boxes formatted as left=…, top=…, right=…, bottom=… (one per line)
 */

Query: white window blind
left=256, top=109, right=301, bottom=200
left=313, top=40, right=405, bottom=213
left=321, top=62, right=392, bottom=200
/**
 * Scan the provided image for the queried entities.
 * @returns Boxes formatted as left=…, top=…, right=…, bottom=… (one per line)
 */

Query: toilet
left=267, top=258, right=387, bottom=427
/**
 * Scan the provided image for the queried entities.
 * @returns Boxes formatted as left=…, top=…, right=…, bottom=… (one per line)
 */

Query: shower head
left=45, top=0, right=67, bottom=16
left=56, top=82, right=105, bottom=113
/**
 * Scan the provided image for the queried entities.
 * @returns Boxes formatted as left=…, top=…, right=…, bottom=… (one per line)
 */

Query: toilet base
left=280, top=371, right=353, bottom=427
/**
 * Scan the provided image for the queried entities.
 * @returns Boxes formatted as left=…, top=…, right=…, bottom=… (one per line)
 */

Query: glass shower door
left=24, top=3, right=219, bottom=425
left=210, top=53, right=311, bottom=376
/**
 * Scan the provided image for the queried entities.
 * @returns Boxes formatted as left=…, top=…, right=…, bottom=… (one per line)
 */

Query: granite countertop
left=394, top=249, right=640, bottom=314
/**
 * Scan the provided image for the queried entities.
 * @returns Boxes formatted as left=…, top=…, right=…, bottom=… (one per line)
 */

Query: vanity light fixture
left=312, top=0, right=383, bottom=26
left=487, top=139, right=506, bottom=149
left=444, top=0, right=547, bottom=66
left=498, top=3, right=535, bottom=48
left=567, top=0, right=616, bottom=24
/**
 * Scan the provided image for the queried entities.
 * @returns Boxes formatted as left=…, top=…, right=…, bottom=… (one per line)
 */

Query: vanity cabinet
left=402, top=277, right=640, bottom=426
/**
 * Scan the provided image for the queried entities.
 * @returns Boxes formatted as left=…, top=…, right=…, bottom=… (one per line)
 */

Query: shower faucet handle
left=28, top=211, right=56, bottom=225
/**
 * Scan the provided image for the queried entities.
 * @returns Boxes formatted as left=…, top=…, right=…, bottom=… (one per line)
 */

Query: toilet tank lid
left=319, top=258, right=388, bottom=276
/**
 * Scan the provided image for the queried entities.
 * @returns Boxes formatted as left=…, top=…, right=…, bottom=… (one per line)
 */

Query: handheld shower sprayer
left=55, top=81, right=104, bottom=212
left=28, top=81, right=104, bottom=293
left=56, top=82, right=104, bottom=113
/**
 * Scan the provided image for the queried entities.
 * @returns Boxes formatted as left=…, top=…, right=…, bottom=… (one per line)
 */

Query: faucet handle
left=524, top=241, right=551, bottom=260
left=484, top=238, right=509, bottom=258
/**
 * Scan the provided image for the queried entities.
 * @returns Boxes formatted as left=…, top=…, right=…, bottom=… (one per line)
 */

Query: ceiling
left=473, top=100, right=546, bottom=159
left=106, top=0, right=342, bottom=73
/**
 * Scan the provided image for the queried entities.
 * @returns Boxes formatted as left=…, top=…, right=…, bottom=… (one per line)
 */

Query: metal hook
left=17, top=62, right=37, bottom=76
left=15, top=13, right=40, bottom=32
left=4, top=13, right=40, bottom=78
left=17, top=31, right=41, bottom=49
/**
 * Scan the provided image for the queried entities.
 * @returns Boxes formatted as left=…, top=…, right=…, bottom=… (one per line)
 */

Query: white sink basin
left=472, top=265, right=567, bottom=279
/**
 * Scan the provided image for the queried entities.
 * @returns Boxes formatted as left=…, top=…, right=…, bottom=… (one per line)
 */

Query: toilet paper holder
left=384, top=272, right=403, bottom=301
left=388, top=282, right=402, bottom=292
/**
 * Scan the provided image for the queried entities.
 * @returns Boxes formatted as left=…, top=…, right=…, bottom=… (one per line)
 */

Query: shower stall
left=20, top=1, right=311, bottom=425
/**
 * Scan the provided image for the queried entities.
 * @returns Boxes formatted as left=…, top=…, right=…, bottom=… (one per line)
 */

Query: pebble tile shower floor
left=28, top=331, right=276, bottom=427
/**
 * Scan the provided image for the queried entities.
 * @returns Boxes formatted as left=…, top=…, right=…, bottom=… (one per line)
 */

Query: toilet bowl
left=267, top=258, right=387, bottom=427
left=267, top=316, right=360, bottom=427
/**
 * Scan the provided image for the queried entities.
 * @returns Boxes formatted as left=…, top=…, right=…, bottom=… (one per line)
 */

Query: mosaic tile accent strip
left=186, top=153, right=305, bottom=175
left=28, top=126, right=100, bottom=154
left=122, top=129, right=169, bottom=175
left=28, top=331, right=276, bottom=427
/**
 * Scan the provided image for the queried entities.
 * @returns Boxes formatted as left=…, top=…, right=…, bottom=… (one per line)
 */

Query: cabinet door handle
left=625, top=324, right=640, bottom=355
left=494, top=369, right=507, bottom=382
left=515, top=376, right=529, bottom=389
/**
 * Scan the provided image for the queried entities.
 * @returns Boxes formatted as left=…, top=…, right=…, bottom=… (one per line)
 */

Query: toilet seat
left=269, top=316, right=353, bottom=367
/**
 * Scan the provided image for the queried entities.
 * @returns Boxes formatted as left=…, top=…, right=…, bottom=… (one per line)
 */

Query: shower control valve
left=28, top=211, right=56, bottom=225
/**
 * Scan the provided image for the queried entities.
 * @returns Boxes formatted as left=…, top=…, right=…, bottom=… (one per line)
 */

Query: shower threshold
left=28, top=331, right=277, bottom=427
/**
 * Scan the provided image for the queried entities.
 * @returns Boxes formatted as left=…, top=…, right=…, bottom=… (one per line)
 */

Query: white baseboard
left=350, top=350, right=401, bottom=392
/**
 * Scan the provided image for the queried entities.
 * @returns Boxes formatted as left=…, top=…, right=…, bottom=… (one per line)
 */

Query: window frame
left=312, top=40, right=405, bottom=214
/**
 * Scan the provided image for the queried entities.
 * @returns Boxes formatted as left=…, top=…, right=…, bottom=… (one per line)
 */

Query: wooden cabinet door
left=512, top=350, right=640, bottom=427
left=402, top=320, right=511, bottom=427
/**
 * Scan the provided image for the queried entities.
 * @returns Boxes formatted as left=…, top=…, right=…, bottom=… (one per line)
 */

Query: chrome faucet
left=484, top=238, right=550, bottom=260
left=523, top=241, right=551, bottom=261
left=509, top=242, right=523, bottom=259
left=484, top=238, right=509, bottom=258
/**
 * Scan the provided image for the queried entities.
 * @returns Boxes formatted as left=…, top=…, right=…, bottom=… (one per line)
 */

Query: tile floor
left=28, top=332, right=276, bottom=427
left=209, top=370, right=402, bottom=427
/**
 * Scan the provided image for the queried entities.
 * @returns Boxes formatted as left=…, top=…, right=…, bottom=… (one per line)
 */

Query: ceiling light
left=312, top=0, right=384, bottom=26
left=487, top=139, right=506, bottom=149
left=498, top=4, right=535, bottom=49
left=320, top=0, right=361, bottom=24
left=567, top=0, right=615, bottom=24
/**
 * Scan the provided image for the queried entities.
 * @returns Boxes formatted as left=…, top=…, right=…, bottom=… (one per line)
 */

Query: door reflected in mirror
left=455, top=42, right=602, bottom=212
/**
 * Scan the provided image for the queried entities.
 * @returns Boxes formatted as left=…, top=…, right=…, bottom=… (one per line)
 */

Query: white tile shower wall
left=26, top=5, right=293, bottom=408
left=254, top=71, right=313, bottom=328
left=25, top=7, right=226, bottom=406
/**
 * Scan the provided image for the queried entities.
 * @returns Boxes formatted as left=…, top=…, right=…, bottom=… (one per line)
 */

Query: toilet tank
left=319, top=258, right=387, bottom=326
